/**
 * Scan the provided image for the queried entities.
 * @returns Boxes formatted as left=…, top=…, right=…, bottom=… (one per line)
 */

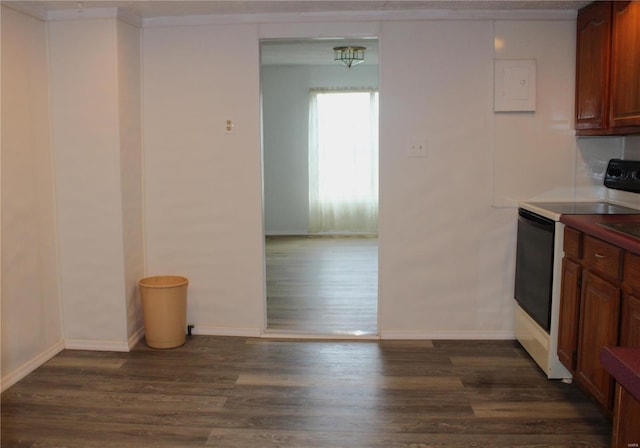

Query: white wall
left=4, top=4, right=638, bottom=392
left=48, top=17, right=133, bottom=349
left=143, top=24, right=265, bottom=336
left=117, top=20, right=144, bottom=340
left=5, top=7, right=635, bottom=372
left=490, top=21, right=640, bottom=208
left=1, top=9, right=144, bottom=388
left=379, top=19, right=516, bottom=338
left=143, top=16, right=586, bottom=339
left=1, top=6, right=63, bottom=390
left=262, top=64, right=379, bottom=235
left=493, top=20, right=577, bottom=205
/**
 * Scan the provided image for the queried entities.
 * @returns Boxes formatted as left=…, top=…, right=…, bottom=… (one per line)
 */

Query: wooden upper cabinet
left=575, top=1, right=612, bottom=132
left=610, top=1, right=640, bottom=130
left=575, top=1, right=640, bottom=135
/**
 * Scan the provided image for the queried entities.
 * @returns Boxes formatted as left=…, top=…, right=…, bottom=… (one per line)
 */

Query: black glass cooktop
left=526, top=201, right=640, bottom=215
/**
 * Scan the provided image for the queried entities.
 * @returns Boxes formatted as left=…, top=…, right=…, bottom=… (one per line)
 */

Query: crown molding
left=47, top=7, right=117, bottom=21
left=36, top=6, right=141, bottom=27
left=143, top=8, right=576, bottom=28
left=1, top=1, right=48, bottom=21
left=2, top=2, right=141, bottom=26
left=2, top=3, right=576, bottom=28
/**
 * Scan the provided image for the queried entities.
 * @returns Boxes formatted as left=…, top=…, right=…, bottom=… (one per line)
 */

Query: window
left=308, top=90, right=379, bottom=234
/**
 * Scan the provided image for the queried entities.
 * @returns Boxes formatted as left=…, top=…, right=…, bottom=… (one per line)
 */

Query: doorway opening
left=260, top=38, right=379, bottom=336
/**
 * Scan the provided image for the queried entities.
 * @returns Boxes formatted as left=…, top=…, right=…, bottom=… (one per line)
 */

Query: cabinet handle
left=595, top=253, right=605, bottom=259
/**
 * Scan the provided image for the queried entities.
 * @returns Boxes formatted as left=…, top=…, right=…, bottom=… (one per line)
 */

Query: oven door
left=514, top=208, right=555, bottom=332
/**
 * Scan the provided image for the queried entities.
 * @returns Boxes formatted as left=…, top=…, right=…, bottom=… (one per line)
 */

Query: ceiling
left=6, top=0, right=592, bottom=19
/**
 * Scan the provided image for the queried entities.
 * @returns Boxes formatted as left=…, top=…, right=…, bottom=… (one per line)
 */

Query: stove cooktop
left=520, top=160, right=640, bottom=221
left=519, top=201, right=640, bottom=221
left=526, top=201, right=639, bottom=215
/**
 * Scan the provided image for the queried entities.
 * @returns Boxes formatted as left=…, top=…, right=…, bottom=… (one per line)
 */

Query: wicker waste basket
left=138, top=275, right=189, bottom=349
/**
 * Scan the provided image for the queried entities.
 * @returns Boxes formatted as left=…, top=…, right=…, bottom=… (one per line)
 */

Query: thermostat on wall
left=494, top=59, right=536, bottom=112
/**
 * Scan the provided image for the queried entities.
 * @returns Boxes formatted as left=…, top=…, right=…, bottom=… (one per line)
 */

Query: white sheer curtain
left=308, top=90, right=379, bottom=234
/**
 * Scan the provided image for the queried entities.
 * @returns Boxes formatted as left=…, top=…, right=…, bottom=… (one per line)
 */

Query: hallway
left=265, top=236, right=378, bottom=335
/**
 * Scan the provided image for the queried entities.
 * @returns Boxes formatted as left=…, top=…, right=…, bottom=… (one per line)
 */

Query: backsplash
left=609, top=136, right=640, bottom=209
left=623, top=135, right=640, bottom=158
left=578, top=135, right=640, bottom=210
left=575, top=136, right=623, bottom=201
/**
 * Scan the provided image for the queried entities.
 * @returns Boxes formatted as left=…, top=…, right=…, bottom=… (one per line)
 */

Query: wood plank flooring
left=266, top=236, right=378, bottom=335
left=1, top=337, right=611, bottom=447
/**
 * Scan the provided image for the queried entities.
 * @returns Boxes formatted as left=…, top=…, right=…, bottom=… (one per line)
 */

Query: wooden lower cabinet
left=612, top=384, right=640, bottom=448
left=559, top=227, right=640, bottom=414
left=576, top=270, right=620, bottom=410
left=623, top=252, right=640, bottom=347
left=558, top=258, right=581, bottom=372
left=621, top=294, right=640, bottom=347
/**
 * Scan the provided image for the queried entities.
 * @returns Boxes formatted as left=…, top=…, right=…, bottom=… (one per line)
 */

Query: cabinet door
left=575, top=1, right=612, bottom=132
left=612, top=384, right=640, bottom=448
left=558, top=258, right=581, bottom=372
left=620, top=293, right=640, bottom=347
left=610, top=1, right=640, bottom=130
left=577, top=270, right=620, bottom=410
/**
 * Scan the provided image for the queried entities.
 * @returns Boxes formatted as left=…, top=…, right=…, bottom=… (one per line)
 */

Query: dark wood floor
left=2, top=336, right=611, bottom=447
left=265, top=236, right=378, bottom=335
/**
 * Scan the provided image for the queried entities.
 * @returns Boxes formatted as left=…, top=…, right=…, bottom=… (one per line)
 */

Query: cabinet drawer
left=583, top=235, right=622, bottom=280
left=564, top=227, right=583, bottom=259
left=624, top=252, right=640, bottom=293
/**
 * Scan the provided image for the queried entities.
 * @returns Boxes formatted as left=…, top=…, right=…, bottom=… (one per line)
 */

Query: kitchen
left=2, top=0, right=639, bottom=443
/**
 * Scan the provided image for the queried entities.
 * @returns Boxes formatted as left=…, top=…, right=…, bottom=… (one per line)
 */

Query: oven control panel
left=605, top=159, right=640, bottom=193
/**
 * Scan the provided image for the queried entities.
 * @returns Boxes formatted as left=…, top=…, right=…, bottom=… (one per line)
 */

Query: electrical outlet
left=407, top=138, right=427, bottom=157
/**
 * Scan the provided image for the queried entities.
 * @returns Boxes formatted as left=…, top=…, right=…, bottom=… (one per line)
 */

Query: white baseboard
left=380, top=330, right=515, bottom=340
left=64, top=338, right=130, bottom=352
left=1, top=340, right=65, bottom=393
left=127, top=326, right=145, bottom=350
left=191, top=325, right=261, bottom=338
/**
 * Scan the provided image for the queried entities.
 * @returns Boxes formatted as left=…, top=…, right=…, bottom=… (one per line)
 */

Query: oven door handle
left=518, top=208, right=555, bottom=229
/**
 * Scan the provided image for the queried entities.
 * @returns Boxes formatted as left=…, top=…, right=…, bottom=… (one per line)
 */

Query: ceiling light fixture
left=333, top=46, right=366, bottom=69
